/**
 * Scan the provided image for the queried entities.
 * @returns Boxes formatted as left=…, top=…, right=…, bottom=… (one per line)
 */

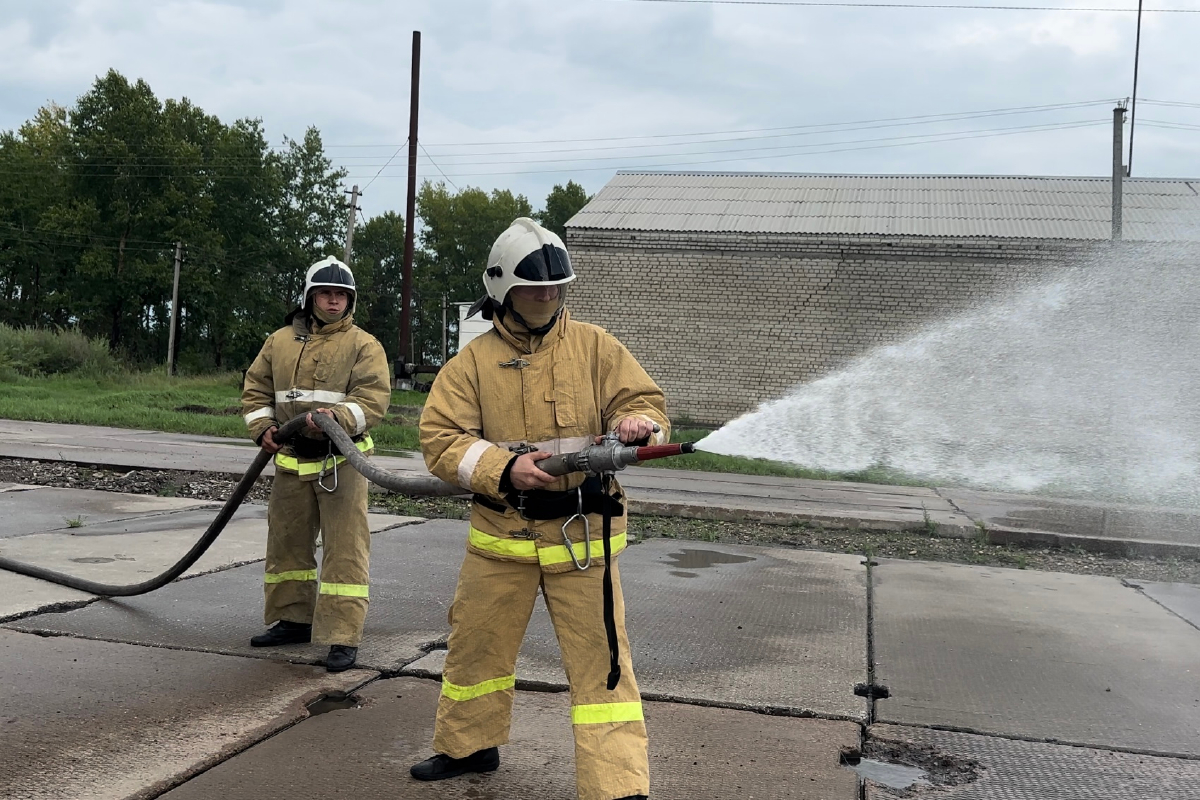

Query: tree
left=351, top=211, right=405, bottom=364
left=536, top=180, right=590, bottom=240
left=414, top=182, right=533, bottom=363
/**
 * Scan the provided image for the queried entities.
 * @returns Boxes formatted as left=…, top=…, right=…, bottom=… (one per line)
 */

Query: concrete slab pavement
left=0, top=483, right=215, bottom=538
left=11, top=523, right=870, bottom=720
left=864, top=724, right=1200, bottom=799
left=0, top=628, right=376, bottom=800
left=872, top=558, right=1200, bottom=757
left=160, top=676, right=863, bottom=800
left=1128, top=578, right=1200, bottom=630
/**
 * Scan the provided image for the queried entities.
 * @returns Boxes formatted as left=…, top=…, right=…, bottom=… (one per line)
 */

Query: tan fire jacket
left=241, top=312, right=391, bottom=479
left=419, top=308, right=669, bottom=573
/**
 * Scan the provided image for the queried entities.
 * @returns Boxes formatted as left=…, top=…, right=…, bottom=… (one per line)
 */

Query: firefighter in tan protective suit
left=240, top=256, right=390, bottom=673
left=412, top=218, right=667, bottom=800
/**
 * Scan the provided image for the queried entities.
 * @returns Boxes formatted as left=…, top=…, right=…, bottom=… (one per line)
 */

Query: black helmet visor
left=512, top=244, right=573, bottom=283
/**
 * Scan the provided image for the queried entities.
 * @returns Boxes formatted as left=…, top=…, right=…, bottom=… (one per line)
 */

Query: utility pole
left=344, top=184, right=360, bottom=263
left=398, top=30, right=421, bottom=387
left=1112, top=103, right=1125, bottom=241
left=167, top=241, right=182, bottom=376
left=1128, top=0, right=1144, bottom=176
left=441, top=293, right=448, bottom=365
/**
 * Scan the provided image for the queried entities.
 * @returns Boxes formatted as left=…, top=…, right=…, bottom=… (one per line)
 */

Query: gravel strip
left=3, top=458, right=1196, bottom=585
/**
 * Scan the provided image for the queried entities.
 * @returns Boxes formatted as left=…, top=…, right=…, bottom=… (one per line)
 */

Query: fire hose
left=0, top=413, right=694, bottom=599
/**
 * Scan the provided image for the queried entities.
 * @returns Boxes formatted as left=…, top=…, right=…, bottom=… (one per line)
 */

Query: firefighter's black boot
left=250, top=620, right=311, bottom=647
left=326, top=645, right=358, bottom=672
left=410, top=747, right=500, bottom=781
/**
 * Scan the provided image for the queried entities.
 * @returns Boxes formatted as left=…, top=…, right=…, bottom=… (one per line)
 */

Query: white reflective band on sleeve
left=495, top=436, right=594, bottom=455
left=275, top=389, right=348, bottom=405
left=458, top=440, right=493, bottom=489
left=244, top=407, right=275, bottom=424
left=342, top=402, right=367, bottom=435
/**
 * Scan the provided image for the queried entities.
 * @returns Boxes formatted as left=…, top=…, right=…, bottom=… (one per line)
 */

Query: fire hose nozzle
left=538, top=440, right=696, bottom=477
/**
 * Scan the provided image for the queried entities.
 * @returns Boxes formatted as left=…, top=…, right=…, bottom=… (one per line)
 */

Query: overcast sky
left=1, top=0, right=1197, bottom=218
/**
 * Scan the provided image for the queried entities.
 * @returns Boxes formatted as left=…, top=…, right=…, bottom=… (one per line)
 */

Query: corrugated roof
left=565, top=172, right=1200, bottom=241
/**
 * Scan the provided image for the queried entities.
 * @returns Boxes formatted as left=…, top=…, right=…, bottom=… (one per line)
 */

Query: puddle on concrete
left=841, top=754, right=932, bottom=789
left=661, top=548, right=756, bottom=570
left=70, top=557, right=115, bottom=564
left=670, top=570, right=699, bottom=578
left=305, top=692, right=361, bottom=716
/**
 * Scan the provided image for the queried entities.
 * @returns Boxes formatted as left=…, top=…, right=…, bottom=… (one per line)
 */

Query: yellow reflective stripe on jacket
left=274, top=435, right=375, bottom=473
left=441, top=674, right=517, bottom=702
left=319, top=582, right=369, bottom=598
left=264, top=569, right=318, bottom=584
left=571, top=701, right=645, bottom=725
left=468, top=526, right=538, bottom=559
left=539, top=533, right=627, bottom=567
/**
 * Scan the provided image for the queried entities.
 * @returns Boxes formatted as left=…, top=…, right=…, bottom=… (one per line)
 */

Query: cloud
left=1, top=0, right=1197, bottom=218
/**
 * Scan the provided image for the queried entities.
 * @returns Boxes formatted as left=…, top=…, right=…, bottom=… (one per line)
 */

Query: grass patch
left=0, top=372, right=432, bottom=452
left=2, top=371, right=932, bottom=488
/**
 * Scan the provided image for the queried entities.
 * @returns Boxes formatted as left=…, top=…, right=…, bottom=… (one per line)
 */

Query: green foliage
left=0, top=70, right=348, bottom=372
left=535, top=181, right=591, bottom=240
left=0, top=324, right=121, bottom=377
left=413, top=181, right=533, bottom=364
left=351, top=211, right=405, bottom=363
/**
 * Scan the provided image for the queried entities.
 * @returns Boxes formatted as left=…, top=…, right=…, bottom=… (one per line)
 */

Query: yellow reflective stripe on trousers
left=264, top=569, right=318, bottom=584
left=274, top=435, right=375, bottom=474
left=571, top=701, right=645, bottom=725
left=319, top=582, right=369, bottom=598
left=539, top=532, right=627, bottom=567
left=468, top=526, right=538, bottom=559
left=441, top=674, right=517, bottom=702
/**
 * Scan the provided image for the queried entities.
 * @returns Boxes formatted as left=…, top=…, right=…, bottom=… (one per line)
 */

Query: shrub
left=0, top=324, right=123, bottom=377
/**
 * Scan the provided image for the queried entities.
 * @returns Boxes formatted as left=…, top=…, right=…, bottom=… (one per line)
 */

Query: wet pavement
left=3, top=482, right=1200, bottom=797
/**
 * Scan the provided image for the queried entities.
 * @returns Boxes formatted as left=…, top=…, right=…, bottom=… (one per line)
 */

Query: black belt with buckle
left=472, top=475, right=624, bottom=520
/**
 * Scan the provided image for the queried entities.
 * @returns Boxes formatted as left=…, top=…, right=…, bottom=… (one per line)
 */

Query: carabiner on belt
left=317, top=448, right=339, bottom=493
left=561, top=487, right=592, bottom=571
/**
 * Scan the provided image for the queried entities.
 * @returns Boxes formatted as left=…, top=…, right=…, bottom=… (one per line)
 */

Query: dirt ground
left=3, top=457, right=1197, bottom=585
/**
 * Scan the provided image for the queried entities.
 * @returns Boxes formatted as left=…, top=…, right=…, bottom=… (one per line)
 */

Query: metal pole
left=344, top=184, right=360, bottom=263
left=167, top=241, right=182, bottom=376
left=399, top=31, right=421, bottom=381
left=1112, top=104, right=1125, bottom=241
left=1128, top=0, right=1143, bottom=176
left=441, top=293, right=447, bottom=365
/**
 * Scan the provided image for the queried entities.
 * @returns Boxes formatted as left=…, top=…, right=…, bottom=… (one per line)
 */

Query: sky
left=1, top=0, right=1197, bottom=219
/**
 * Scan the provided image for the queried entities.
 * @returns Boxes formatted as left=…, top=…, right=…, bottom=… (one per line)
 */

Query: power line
left=362, top=138, right=407, bottom=191
left=620, top=0, right=1200, bottom=11
left=349, top=119, right=1108, bottom=180
left=365, top=118, right=1113, bottom=169
left=418, top=142, right=460, bottom=192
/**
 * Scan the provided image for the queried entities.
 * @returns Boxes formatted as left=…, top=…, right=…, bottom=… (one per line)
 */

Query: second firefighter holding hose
left=413, top=218, right=668, bottom=800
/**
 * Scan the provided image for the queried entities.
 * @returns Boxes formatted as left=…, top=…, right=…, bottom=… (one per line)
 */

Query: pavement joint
left=878, top=719, right=1200, bottom=763
left=1122, top=578, right=1200, bottom=633
left=0, top=597, right=96, bottom=625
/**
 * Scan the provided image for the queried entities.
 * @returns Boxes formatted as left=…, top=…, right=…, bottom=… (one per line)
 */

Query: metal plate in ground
left=864, top=724, right=1200, bottom=799
left=5, top=520, right=467, bottom=671
left=1129, top=579, right=1200, bottom=630
left=0, top=485, right=215, bottom=538
left=0, top=628, right=375, bottom=800
left=162, top=676, right=861, bottom=800
left=873, top=559, right=1200, bottom=756
left=408, top=540, right=868, bottom=720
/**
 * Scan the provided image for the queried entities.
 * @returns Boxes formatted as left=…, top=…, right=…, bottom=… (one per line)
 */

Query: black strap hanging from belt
left=601, top=473, right=621, bottom=691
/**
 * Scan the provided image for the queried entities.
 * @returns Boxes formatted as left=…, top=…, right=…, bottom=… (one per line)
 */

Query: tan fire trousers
left=434, top=550, right=649, bottom=800
left=263, top=466, right=371, bottom=646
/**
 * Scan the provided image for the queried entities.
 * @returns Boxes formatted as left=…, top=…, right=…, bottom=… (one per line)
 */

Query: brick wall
left=563, top=228, right=1116, bottom=426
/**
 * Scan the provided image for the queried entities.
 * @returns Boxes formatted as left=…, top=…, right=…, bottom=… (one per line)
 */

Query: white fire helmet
left=482, top=217, right=575, bottom=305
left=302, top=256, right=356, bottom=312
